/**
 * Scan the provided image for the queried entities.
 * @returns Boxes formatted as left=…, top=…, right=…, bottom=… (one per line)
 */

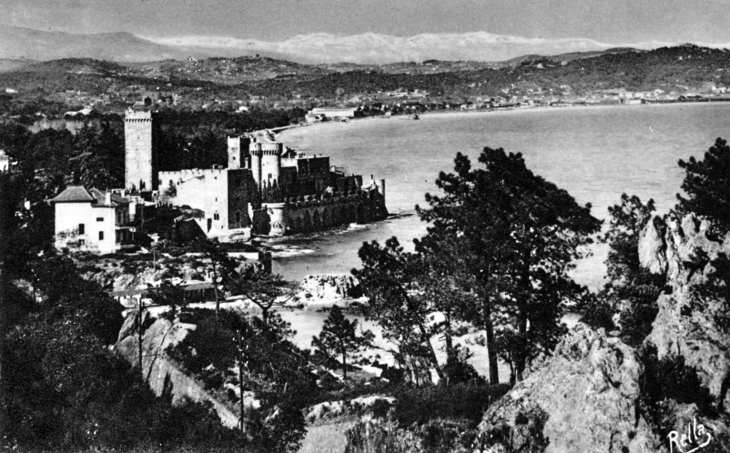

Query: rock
left=639, top=216, right=668, bottom=275
left=638, top=213, right=730, bottom=413
left=658, top=402, right=730, bottom=453
left=305, top=395, right=395, bottom=425
left=115, top=314, right=239, bottom=428
left=295, top=274, right=363, bottom=306
left=476, top=324, right=661, bottom=453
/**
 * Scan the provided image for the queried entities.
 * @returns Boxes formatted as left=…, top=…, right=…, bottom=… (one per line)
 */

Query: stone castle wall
left=253, top=189, right=387, bottom=236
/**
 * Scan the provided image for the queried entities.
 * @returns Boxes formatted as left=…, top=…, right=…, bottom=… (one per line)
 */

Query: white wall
left=55, top=202, right=117, bottom=254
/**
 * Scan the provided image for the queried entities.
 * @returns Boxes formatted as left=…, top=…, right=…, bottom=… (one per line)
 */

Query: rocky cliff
left=639, top=213, right=730, bottom=413
left=476, top=324, right=660, bottom=453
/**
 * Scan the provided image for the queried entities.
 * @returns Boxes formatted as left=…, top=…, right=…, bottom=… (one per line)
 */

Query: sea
left=268, top=103, right=730, bottom=380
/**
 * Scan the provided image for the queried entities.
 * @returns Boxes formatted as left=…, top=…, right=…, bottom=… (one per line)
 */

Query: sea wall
left=253, top=188, right=387, bottom=236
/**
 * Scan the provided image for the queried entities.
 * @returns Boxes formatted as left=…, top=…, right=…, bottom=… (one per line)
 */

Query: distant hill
left=0, top=25, right=202, bottom=63
left=0, top=24, right=661, bottom=67
left=2, top=44, right=730, bottom=116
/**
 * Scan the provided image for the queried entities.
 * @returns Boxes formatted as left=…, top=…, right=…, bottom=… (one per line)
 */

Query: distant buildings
left=308, top=107, right=357, bottom=120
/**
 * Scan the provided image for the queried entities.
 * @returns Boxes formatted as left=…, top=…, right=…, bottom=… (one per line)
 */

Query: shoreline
left=278, top=100, right=712, bottom=139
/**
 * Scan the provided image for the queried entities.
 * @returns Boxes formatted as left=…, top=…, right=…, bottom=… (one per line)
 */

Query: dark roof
left=49, top=186, right=95, bottom=203
left=50, top=186, right=129, bottom=206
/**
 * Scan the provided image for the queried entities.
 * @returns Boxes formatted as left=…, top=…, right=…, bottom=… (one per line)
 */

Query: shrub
left=639, top=345, right=717, bottom=438
left=392, top=382, right=510, bottom=427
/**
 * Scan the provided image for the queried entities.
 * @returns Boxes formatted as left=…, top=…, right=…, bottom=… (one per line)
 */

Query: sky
left=3, top=0, right=730, bottom=46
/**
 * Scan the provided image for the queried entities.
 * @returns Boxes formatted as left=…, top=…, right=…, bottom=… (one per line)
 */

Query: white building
left=308, top=108, right=357, bottom=119
left=50, top=186, right=134, bottom=254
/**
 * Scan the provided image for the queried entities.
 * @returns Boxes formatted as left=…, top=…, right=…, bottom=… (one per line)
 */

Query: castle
left=125, top=109, right=387, bottom=239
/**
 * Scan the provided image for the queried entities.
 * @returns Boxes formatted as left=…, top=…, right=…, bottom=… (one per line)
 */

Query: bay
left=273, top=103, right=730, bottom=290
left=270, top=103, right=730, bottom=381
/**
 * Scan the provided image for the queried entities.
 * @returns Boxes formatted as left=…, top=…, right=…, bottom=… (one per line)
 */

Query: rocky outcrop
left=476, top=324, right=660, bottom=453
left=115, top=314, right=240, bottom=428
left=294, top=274, right=363, bottom=306
left=638, top=213, right=730, bottom=413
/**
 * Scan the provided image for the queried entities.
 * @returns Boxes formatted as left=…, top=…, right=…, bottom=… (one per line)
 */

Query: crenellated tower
left=124, top=110, right=159, bottom=191
left=249, top=135, right=283, bottom=192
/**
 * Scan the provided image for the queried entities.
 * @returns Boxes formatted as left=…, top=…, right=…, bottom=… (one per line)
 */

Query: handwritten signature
left=667, top=418, right=712, bottom=453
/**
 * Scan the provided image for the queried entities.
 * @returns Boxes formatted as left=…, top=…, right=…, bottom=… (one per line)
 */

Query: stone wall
left=253, top=189, right=387, bottom=237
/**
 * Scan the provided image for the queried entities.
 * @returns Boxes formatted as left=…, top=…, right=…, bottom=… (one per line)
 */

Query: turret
left=249, top=133, right=283, bottom=192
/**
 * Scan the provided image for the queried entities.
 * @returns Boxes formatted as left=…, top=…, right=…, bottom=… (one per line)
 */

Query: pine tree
left=312, top=305, right=373, bottom=380
left=677, top=137, right=730, bottom=234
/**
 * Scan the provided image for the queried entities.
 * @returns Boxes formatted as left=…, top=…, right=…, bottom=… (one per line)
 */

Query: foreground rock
left=639, top=213, right=730, bottom=413
left=476, top=324, right=660, bottom=453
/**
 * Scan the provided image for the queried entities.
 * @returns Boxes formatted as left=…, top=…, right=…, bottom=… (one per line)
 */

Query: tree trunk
left=485, top=318, right=500, bottom=385
left=211, top=260, right=219, bottom=325
left=342, top=347, right=347, bottom=381
left=443, top=310, right=454, bottom=363
left=418, top=323, right=444, bottom=381
left=515, top=260, right=530, bottom=382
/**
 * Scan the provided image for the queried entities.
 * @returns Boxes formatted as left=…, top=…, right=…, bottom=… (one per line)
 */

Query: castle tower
left=249, top=136, right=282, bottom=192
left=227, top=135, right=251, bottom=169
left=124, top=110, right=158, bottom=191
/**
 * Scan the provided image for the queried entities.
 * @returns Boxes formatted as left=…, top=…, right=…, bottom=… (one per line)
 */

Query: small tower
left=249, top=131, right=282, bottom=192
left=124, top=110, right=159, bottom=191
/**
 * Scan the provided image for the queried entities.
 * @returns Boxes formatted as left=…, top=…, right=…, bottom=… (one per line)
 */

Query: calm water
left=270, top=103, right=730, bottom=381
left=273, top=103, right=730, bottom=289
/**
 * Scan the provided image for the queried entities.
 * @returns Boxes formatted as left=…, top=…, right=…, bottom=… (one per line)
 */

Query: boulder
left=476, top=324, right=660, bottom=453
left=295, top=274, right=363, bottom=306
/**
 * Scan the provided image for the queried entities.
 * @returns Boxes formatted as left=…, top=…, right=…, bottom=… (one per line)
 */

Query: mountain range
left=0, top=24, right=676, bottom=65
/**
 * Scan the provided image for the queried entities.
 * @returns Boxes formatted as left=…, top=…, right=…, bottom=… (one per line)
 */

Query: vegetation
left=312, top=305, right=374, bottom=380
left=582, top=194, right=664, bottom=346
left=0, top=180, right=247, bottom=451
left=356, top=148, right=600, bottom=387
left=676, top=137, right=730, bottom=235
left=166, top=309, right=314, bottom=452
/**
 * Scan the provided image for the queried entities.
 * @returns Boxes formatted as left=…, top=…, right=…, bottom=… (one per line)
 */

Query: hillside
left=1, top=44, right=730, bottom=118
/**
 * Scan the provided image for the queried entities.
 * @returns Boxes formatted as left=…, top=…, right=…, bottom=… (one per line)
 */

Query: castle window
left=214, top=212, right=220, bottom=221
left=99, top=231, right=105, bottom=241
left=78, top=223, right=85, bottom=235
left=96, top=217, right=104, bottom=222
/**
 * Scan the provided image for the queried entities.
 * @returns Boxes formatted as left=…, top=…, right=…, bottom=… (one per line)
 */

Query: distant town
left=3, top=44, right=730, bottom=133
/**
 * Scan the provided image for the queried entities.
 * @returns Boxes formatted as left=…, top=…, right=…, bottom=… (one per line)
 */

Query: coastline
left=278, top=101, right=700, bottom=139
